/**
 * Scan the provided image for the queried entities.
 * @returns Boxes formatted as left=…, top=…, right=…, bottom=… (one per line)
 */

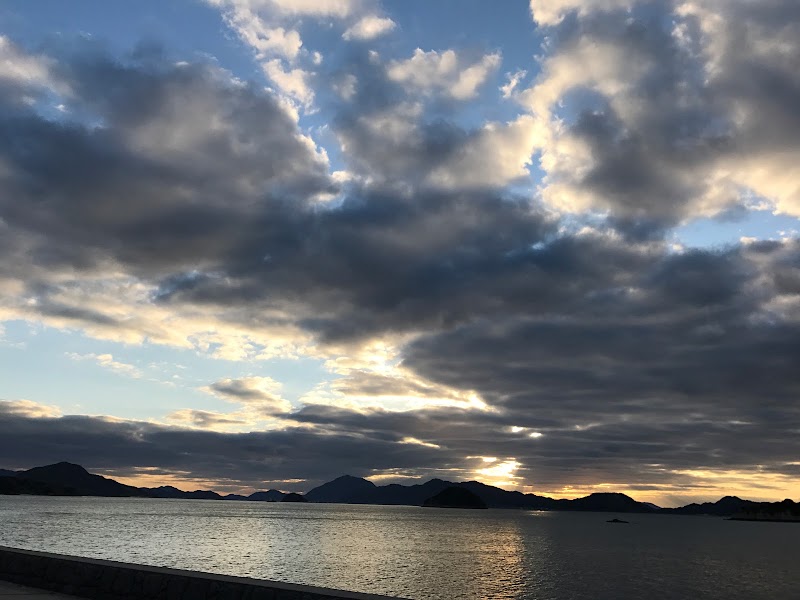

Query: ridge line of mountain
left=1, top=462, right=797, bottom=518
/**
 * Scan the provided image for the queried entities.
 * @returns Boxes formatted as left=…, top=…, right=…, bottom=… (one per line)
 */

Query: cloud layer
left=0, top=0, right=799, bottom=503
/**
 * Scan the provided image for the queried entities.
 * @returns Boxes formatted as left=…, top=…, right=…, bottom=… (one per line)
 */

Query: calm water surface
left=0, top=496, right=797, bottom=599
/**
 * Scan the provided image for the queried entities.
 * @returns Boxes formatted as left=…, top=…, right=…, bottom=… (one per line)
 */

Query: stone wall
left=0, top=546, right=405, bottom=600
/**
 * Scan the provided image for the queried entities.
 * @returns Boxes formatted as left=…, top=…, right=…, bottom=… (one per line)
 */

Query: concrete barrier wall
left=0, top=546, right=405, bottom=600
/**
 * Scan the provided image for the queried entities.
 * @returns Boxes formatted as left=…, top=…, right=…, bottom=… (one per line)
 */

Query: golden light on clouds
left=473, top=458, right=523, bottom=489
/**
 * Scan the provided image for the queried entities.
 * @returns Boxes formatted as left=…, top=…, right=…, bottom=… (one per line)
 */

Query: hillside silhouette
left=1, top=462, right=796, bottom=517
left=423, top=486, right=487, bottom=509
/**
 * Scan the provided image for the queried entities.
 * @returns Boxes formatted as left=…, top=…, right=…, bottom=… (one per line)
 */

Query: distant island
left=280, top=492, right=308, bottom=503
left=1, top=462, right=797, bottom=518
left=0, top=462, right=288, bottom=502
left=423, top=486, right=487, bottom=509
left=730, top=499, right=800, bottom=522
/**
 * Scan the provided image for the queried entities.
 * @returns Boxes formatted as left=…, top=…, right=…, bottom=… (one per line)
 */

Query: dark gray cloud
left=397, top=239, right=800, bottom=488
left=0, top=41, right=333, bottom=280
left=0, top=404, right=451, bottom=491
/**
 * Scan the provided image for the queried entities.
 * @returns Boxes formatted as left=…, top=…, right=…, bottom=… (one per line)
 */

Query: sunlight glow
left=474, top=458, right=522, bottom=488
left=400, top=437, right=441, bottom=449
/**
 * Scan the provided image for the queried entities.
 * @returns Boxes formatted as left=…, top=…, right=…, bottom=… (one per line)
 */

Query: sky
left=0, top=0, right=799, bottom=507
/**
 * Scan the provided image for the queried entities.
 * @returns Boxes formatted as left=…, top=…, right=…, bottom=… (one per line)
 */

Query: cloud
left=399, top=237, right=800, bottom=491
left=424, top=115, right=540, bottom=190
left=0, top=36, right=55, bottom=92
left=343, top=15, right=396, bottom=41
left=221, top=6, right=303, bottom=60
left=208, top=0, right=365, bottom=110
left=500, top=68, right=527, bottom=99
left=165, top=409, right=247, bottom=429
left=387, top=49, right=501, bottom=100
left=0, top=399, right=61, bottom=419
left=66, top=353, right=142, bottom=379
left=262, top=59, right=315, bottom=105
left=162, top=377, right=294, bottom=432
left=519, top=0, right=800, bottom=232
left=332, top=73, right=358, bottom=100
left=529, top=0, right=634, bottom=25
left=225, top=0, right=362, bottom=18
left=0, top=41, right=334, bottom=358
left=302, top=364, right=494, bottom=412
left=0, top=403, right=452, bottom=490
left=0, top=9, right=799, bottom=504
left=334, top=99, right=542, bottom=192
left=202, top=376, right=292, bottom=415
left=208, top=0, right=363, bottom=20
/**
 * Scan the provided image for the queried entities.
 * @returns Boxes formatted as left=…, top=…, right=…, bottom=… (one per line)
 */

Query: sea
left=0, top=496, right=797, bottom=600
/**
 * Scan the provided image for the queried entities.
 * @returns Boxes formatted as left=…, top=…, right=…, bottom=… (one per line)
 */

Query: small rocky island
left=280, top=492, right=308, bottom=502
left=423, top=486, right=487, bottom=509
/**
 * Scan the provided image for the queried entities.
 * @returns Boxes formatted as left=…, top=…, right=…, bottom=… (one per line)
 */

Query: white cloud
left=302, top=344, right=495, bottom=413
left=262, top=59, right=314, bottom=106
left=207, top=0, right=361, bottom=18
left=529, top=0, right=634, bottom=25
left=0, top=36, right=53, bottom=87
left=387, top=49, right=501, bottom=101
left=333, top=73, right=357, bottom=100
left=426, top=115, right=542, bottom=190
left=0, top=273, right=316, bottom=363
left=0, top=399, right=62, bottom=419
left=169, top=376, right=295, bottom=431
left=500, top=68, right=527, bottom=99
left=0, top=35, right=68, bottom=103
left=255, top=0, right=359, bottom=18
left=222, top=6, right=302, bottom=59
left=210, top=0, right=347, bottom=111
left=343, top=15, right=396, bottom=40
left=66, top=353, right=142, bottom=379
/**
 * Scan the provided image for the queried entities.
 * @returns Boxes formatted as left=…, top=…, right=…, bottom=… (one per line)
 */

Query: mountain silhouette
left=302, top=476, right=656, bottom=512
left=139, top=485, right=225, bottom=500
left=661, top=495, right=752, bottom=516
left=304, top=474, right=377, bottom=503
left=554, top=492, right=654, bottom=512
left=17, top=462, right=146, bottom=497
left=731, top=498, right=800, bottom=522
left=247, top=489, right=285, bottom=502
left=141, top=485, right=195, bottom=499
left=423, top=486, right=488, bottom=509
left=2, top=462, right=795, bottom=516
left=0, top=475, right=77, bottom=496
left=281, top=492, right=307, bottom=502
left=223, top=493, right=249, bottom=500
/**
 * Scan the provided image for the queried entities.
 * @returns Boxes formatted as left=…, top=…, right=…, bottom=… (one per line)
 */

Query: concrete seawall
left=0, top=546, right=405, bottom=600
